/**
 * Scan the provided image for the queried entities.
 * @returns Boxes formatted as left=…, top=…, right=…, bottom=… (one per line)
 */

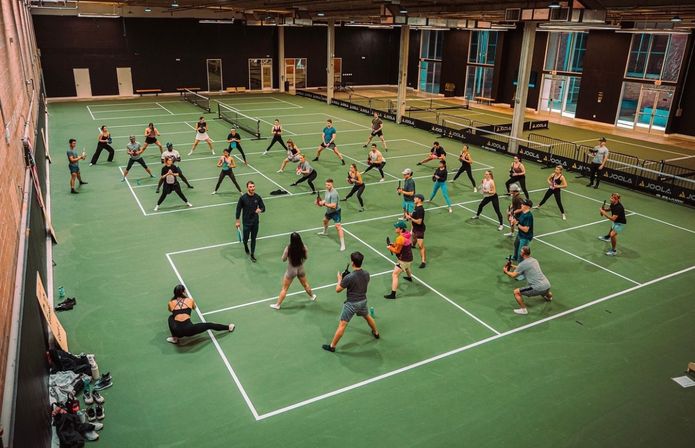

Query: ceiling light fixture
left=171, top=1, right=179, bottom=8
left=144, top=7, right=151, bottom=12
left=548, top=2, right=561, bottom=9
left=317, top=12, right=325, bottom=17
left=400, top=9, right=408, bottom=14
left=671, top=15, right=683, bottom=22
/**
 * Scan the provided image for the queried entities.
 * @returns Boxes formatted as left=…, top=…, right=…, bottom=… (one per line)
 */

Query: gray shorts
left=340, top=299, right=368, bottom=322
left=519, top=286, right=551, bottom=297
left=284, top=265, right=306, bottom=280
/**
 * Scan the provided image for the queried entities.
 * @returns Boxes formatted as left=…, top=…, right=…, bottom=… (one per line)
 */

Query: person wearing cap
left=317, top=179, right=346, bottom=251
left=157, top=143, right=193, bottom=193
left=598, top=192, right=626, bottom=256
left=417, top=141, right=446, bottom=166
left=510, top=199, right=534, bottom=262
left=398, top=168, right=416, bottom=215
left=226, top=127, right=248, bottom=165
left=405, top=194, right=427, bottom=268
left=122, top=135, right=153, bottom=182
left=428, top=159, right=453, bottom=213
left=505, top=184, right=523, bottom=237
left=587, top=137, right=609, bottom=189
left=503, top=246, right=553, bottom=315
left=384, top=220, right=414, bottom=300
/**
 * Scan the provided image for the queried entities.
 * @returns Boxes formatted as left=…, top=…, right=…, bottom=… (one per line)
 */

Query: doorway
left=249, top=59, right=273, bottom=90
left=284, top=58, right=307, bottom=90
left=116, top=67, right=133, bottom=96
left=616, top=82, right=675, bottom=133
left=207, top=59, right=223, bottom=92
left=333, top=58, right=342, bottom=86
left=73, top=68, right=92, bottom=98
left=539, top=74, right=581, bottom=117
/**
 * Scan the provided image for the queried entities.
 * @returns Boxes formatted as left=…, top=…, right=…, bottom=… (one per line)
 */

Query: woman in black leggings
left=212, top=148, right=242, bottom=194
left=452, top=144, right=476, bottom=191
left=90, top=125, right=115, bottom=165
left=473, top=170, right=504, bottom=231
left=290, top=154, right=318, bottom=194
left=344, top=163, right=366, bottom=211
left=535, top=165, right=567, bottom=220
left=154, top=157, right=192, bottom=211
left=264, top=119, right=288, bottom=154
left=167, top=285, right=235, bottom=344
left=504, top=156, right=529, bottom=198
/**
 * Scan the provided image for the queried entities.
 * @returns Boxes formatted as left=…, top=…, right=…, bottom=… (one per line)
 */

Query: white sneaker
left=513, top=308, right=528, bottom=315
left=310, top=294, right=317, bottom=301
left=187, top=151, right=193, bottom=156
left=497, top=225, right=504, bottom=231
left=154, top=205, right=159, bottom=211
left=84, top=431, right=99, bottom=441
left=605, top=250, right=617, bottom=256
left=211, top=191, right=216, bottom=195
left=379, top=178, right=385, bottom=183
left=562, top=213, right=567, bottom=220
left=121, top=178, right=126, bottom=182
left=228, top=323, right=236, bottom=332
left=269, top=304, right=280, bottom=310
left=504, top=232, right=514, bottom=237
left=317, top=231, right=327, bottom=236
left=473, top=187, right=477, bottom=193
left=187, top=202, right=193, bottom=207
left=89, top=163, right=94, bottom=166
left=92, top=422, right=104, bottom=431
left=340, top=245, right=346, bottom=252
left=263, top=151, right=268, bottom=156
left=448, top=207, right=453, bottom=213
left=472, top=215, right=479, bottom=219
left=166, top=336, right=178, bottom=344
left=276, top=169, right=283, bottom=173
left=211, top=150, right=215, bottom=155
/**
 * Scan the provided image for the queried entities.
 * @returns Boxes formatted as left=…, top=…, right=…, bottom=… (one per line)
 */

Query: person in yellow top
left=344, top=163, right=366, bottom=212
left=384, top=220, right=414, bottom=300
left=166, top=285, right=235, bottom=345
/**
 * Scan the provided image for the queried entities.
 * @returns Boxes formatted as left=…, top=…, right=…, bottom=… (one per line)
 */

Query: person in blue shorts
left=510, top=199, right=533, bottom=262
left=397, top=168, right=416, bottom=216
left=598, top=193, right=627, bottom=256
left=66, top=138, right=87, bottom=194
left=312, top=119, right=345, bottom=165
left=317, top=178, right=345, bottom=251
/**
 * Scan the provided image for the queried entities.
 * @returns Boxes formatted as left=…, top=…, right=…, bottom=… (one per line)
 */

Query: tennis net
left=389, top=97, right=469, bottom=114
left=182, top=89, right=211, bottom=113
left=441, top=118, right=553, bottom=155
left=216, top=101, right=261, bottom=139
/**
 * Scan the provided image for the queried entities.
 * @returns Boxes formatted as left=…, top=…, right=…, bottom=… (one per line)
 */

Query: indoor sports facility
left=2, top=1, right=695, bottom=447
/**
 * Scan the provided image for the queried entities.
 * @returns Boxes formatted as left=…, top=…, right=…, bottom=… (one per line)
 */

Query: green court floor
left=48, top=93, right=695, bottom=447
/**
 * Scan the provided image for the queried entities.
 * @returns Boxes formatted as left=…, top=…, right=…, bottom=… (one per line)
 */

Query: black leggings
left=214, top=170, right=242, bottom=192
left=538, top=188, right=565, bottom=213
left=363, top=161, right=386, bottom=178
left=230, top=143, right=247, bottom=162
left=266, top=135, right=287, bottom=152
left=589, top=163, right=603, bottom=186
left=157, top=169, right=191, bottom=189
left=168, top=315, right=227, bottom=338
left=453, top=161, right=475, bottom=186
left=157, top=183, right=188, bottom=205
left=126, top=158, right=148, bottom=171
left=476, top=194, right=503, bottom=225
left=294, top=170, right=318, bottom=193
left=243, top=223, right=259, bottom=255
left=345, top=183, right=365, bottom=207
left=505, top=175, right=529, bottom=198
left=90, top=142, right=115, bottom=164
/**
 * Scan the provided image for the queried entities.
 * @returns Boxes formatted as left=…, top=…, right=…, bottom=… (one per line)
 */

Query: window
left=465, top=31, right=499, bottom=99
left=468, top=31, right=498, bottom=65
left=544, top=32, right=586, bottom=73
left=419, top=31, right=443, bottom=94
left=625, top=33, right=687, bottom=82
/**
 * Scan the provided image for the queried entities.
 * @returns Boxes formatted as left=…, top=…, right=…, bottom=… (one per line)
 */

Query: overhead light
left=317, top=12, right=325, bottom=17
left=399, top=9, right=408, bottom=14
left=199, top=20, right=236, bottom=24
left=671, top=15, right=683, bottom=22
left=548, top=2, right=561, bottom=8
left=77, top=13, right=120, bottom=18
left=144, top=7, right=151, bottom=12
left=171, top=1, right=179, bottom=7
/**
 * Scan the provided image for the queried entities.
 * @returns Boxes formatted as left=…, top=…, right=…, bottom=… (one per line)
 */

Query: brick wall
left=0, top=0, right=42, bottom=411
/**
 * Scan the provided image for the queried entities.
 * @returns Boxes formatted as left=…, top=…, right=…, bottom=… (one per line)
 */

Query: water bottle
left=58, top=286, right=65, bottom=299
left=77, top=410, right=86, bottom=423
left=369, top=306, right=375, bottom=317
left=86, top=354, right=100, bottom=380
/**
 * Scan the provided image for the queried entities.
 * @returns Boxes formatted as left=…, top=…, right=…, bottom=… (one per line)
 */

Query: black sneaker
left=155, top=189, right=160, bottom=194
left=404, top=276, right=413, bottom=282
left=384, top=293, right=396, bottom=300
left=312, top=157, right=319, bottom=162
left=372, top=331, right=380, bottom=339
left=322, top=344, right=335, bottom=352
left=244, top=244, right=250, bottom=255
left=586, top=183, right=593, bottom=187
left=55, top=301, right=74, bottom=312
left=92, top=390, right=105, bottom=404
left=341, top=159, right=346, bottom=165
left=70, top=189, right=79, bottom=194
left=79, top=181, right=88, bottom=185
left=362, top=144, right=367, bottom=148
left=290, top=182, right=297, bottom=187
left=93, top=377, right=112, bottom=391
left=419, top=262, right=426, bottom=269
left=250, top=255, right=257, bottom=263
left=187, top=184, right=194, bottom=189
left=416, top=162, right=422, bottom=166
left=86, top=407, right=96, bottom=422
left=95, top=404, right=105, bottom=420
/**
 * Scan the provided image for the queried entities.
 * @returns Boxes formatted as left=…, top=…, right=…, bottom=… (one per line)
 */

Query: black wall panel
left=407, top=30, right=420, bottom=89
left=440, top=30, right=469, bottom=96
left=575, top=31, right=632, bottom=124
left=336, top=28, right=400, bottom=86
left=285, top=27, right=326, bottom=88
left=497, top=28, right=522, bottom=106
left=667, top=34, right=695, bottom=137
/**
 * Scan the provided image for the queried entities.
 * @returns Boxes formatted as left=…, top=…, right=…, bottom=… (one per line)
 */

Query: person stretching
left=535, top=165, right=567, bottom=220
left=154, top=157, right=192, bottom=211
left=452, top=144, right=477, bottom=191
left=263, top=119, right=288, bottom=155
left=277, top=139, right=301, bottom=173
left=363, top=144, right=386, bottom=182
left=313, top=119, right=345, bottom=165
left=167, top=285, right=235, bottom=344
left=504, top=156, right=529, bottom=199
left=502, top=246, right=553, bottom=315
left=473, top=170, right=504, bottom=231
left=212, top=148, right=242, bottom=195
left=405, top=194, right=427, bottom=268
left=344, top=163, right=366, bottom=212
left=316, top=179, right=346, bottom=252
left=270, top=232, right=317, bottom=310
left=226, top=128, right=248, bottom=165
left=290, top=154, right=318, bottom=194
left=428, top=159, right=453, bottom=213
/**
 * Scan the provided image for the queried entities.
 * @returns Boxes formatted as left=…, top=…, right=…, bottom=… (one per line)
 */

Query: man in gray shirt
left=122, top=135, right=153, bottom=181
left=317, top=178, right=345, bottom=251
left=587, top=137, right=609, bottom=189
left=503, top=246, right=553, bottom=315
left=323, top=251, right=380, bottom=352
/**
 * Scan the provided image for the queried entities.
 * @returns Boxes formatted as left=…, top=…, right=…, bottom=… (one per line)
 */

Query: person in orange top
left=384, top=220, right=414, bottom=300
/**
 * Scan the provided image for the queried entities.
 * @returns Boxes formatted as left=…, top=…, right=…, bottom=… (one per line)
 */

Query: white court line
left=87, top=100, right=181, bottom=107
left=534, top=213, right=637, bottom=238
left=233, top=154, right=291, bottom=194
left=86, top=105, right=95, bottom=120
left=105, top=120, right=202, bottom=129
left=130, top=172, right=255, bottom=189
left=663, top=154, right=695, bottom=163
left=456, top=202, right=642, bottom=285
left=605, top=138, right=687, bottom=156
left=202, top=270, right=393, bottom=316
left=118, top=167, right=147, bottom=216
left=255, top=264, right=695, bottom=420
left=98, top=112, right=211, bottom=120
left=562, top=189, right=695, bottom=235
left=156, top=102, right=175, bottom=115
left=112, top=131, right=191, bottom=139
left=272, top=96, right=304, bottom=107
left=342, top=228, right=501, bottom=335
left=165, top=254, right=261, bottom=420
left=222, top=106, right=302, bottom=113
left=92, top=107, right=162, bottom=114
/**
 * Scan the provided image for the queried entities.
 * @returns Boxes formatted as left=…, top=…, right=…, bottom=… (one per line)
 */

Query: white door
left=116, top=67, right=133, bottom=96
left=73, top=68, right=92, bottom=98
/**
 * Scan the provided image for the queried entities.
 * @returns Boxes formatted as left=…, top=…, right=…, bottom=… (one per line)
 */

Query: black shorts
left=371, top=130, right=383, bottom=137
left=412, top=229, right=425, bottom=240
left=320, top=142, right=337, bottom=149
left=126, top=158, right=148, bottom=170
left=145, top=137, right=157, bottom=144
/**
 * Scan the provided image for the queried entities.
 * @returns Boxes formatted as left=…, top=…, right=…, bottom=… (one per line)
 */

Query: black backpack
left=52, top=407, right=85, bottom=448
left=48, top=348, right=91, bottom=375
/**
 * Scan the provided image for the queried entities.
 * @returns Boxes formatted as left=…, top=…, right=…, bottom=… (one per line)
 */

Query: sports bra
left=273, top=125, right=281, bottom=133
left=170, top=299, right=192, bottom=317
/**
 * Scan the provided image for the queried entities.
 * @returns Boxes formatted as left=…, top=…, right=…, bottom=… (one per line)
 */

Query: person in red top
left=384, top=220, right=414, bottom=299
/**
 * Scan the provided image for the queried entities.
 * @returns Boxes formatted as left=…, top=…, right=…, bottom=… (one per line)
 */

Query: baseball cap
left=393, top=220, right=408, bottom=230
left=414, top=193, right=425, bottom=201
left=599, top=137, right=606, bottom=142
left=402, top=168, right=413, bottom=175
left=509, top=183, right=521, bottom=192
left=166, top=142, right=173, bottom=149
left=522, top=199, right=533, bottom=207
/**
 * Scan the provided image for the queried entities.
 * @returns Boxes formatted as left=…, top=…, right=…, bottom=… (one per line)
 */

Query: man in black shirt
left=417, top=141, right=446, bottom=166
left=405, top=194, right=427, bottom=268
left=226, top=128, right=247, bottom=165
left=235, top=181, right=266, bottom=262
left=598, top=193, right=627, bottom=256
left=322, top=251, right=379, bottom=352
